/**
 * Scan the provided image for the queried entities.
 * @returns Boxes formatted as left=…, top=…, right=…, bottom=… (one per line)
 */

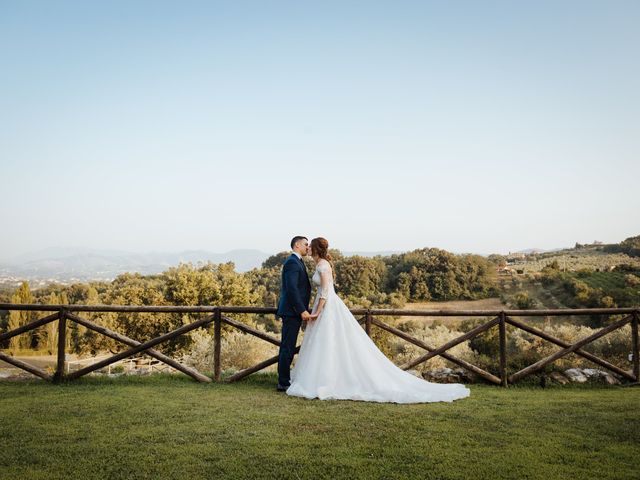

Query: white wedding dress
left=286, top=259, right=471, bottom=403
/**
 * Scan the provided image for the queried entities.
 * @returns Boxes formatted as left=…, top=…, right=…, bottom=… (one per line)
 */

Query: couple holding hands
left=275, top=236, right=470, bottom=404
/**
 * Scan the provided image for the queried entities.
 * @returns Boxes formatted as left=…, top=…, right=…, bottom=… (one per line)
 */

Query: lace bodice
left=312, top=259, right=334, bottom=300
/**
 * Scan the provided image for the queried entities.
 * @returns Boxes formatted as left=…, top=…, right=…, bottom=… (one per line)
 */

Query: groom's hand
left=301, top=311, right=311, bottom=322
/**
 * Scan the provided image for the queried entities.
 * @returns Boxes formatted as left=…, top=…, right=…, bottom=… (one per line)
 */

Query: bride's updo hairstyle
left=311, top=237, right=330, bottom=260
left=311, top=237, right=335, bottom=276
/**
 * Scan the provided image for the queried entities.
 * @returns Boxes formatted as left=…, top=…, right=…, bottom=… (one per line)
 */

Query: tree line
left=0, top=248, right=497, bottom=356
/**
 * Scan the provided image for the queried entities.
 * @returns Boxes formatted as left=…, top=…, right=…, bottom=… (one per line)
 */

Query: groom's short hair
left=291, top=236, right=308, bottom=249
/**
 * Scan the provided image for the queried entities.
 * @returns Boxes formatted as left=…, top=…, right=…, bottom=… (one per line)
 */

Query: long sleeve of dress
left=317, top=261, right=333, bottom=300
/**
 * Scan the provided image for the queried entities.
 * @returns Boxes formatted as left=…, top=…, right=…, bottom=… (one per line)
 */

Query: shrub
left=391, top=324, right=475, bottom=372
left=180, top=327, right=278, bottom=373
left=624, top=274, right=640, bottom=287
left=509, top=292, right=537, bottom=309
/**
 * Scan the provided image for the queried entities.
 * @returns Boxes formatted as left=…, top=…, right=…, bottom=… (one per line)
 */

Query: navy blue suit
left=276, top=253, right=311, bottom=387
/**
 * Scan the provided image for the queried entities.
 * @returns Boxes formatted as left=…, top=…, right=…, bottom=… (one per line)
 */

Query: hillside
left=506, top=248, right=640, bottom=274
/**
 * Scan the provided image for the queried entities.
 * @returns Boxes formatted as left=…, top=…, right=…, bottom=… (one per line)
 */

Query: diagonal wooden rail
left=399, top=316, right=500, bottom=371
left=371, top=317, right=501, bottom=384
left=65, top=312, right=211, bottom=382
left=508, top=315, right=634, bottom=383
left=0, top=303, right=638, bottom=386
left=505, top=316, right=635, bottom=381
left=65, top=314, right=216, bottom=380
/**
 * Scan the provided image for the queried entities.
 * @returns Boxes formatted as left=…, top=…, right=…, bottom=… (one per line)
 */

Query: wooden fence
left=0, top=303, right=638, bottom=386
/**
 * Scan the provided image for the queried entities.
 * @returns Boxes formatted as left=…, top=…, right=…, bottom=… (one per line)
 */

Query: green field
left=0, top=374, right=638, bottom=480
left=573, top=271, right=629, bottom=290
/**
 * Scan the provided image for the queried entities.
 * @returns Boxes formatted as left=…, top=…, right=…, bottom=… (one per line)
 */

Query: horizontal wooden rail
left=1, top=303, right=638, bottom=316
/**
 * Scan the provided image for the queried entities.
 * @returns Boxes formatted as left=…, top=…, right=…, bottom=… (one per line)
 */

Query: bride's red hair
left=311, top=237, right=331, bottom=260
left=311, top=237, right=335, bottom=277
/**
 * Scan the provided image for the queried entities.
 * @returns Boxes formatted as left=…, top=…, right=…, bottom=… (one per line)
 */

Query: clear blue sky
left=1, top=0, right=638, bottom=259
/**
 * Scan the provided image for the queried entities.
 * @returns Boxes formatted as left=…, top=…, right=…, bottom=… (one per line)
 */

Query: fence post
left=499, top=312, right=507, bottom=387
left=213, top=308, right=222, bottom=381
left=365, top=310, right=372, bottom=337
left=632, top=311, right=639, bottom=382
left=54, top=309, right=67, bottom=383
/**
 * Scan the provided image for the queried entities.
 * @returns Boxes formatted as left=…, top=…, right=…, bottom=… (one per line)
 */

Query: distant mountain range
left=0, top=247, right=402, bottom=284
left=513, top=248, right=556, bottom=254
left=0, top=244, right=581, bottom=285
left=0, top=248, right=271, bottom=282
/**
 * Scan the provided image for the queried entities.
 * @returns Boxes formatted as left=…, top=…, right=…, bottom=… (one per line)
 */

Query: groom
left=276, top=236, right=312, bottom=391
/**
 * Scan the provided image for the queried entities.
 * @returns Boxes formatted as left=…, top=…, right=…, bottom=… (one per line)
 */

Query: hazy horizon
left=1, top=234, right=634, bottom=264
left=2, top=1, right=639, bottom=260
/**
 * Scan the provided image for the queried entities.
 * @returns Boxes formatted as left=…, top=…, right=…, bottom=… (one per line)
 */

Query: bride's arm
left=313, top=298, right=326, bottom=319
left=311, top=265, right=332, bottom=320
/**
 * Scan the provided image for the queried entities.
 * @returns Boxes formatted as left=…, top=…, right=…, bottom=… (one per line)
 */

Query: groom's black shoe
left=276, top=384, right=289, bottom=392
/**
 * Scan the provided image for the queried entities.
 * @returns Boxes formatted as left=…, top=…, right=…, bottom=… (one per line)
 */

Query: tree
left=619, top=235, right=640, bottom=257
left=79, top=286, right=118, bottom=355
left=69, top=286, right=100, bottom=354
left=246, top=266, right=281, bottom=308
left=604, top=234, right=640, bottom=257
left=334, top=255, right=386, bottom=299
left=98, top=262, right=261, bottom=355
left=38, top=292, right=68, bottom=354
left=7, top=282, right=34, bottom=352
left=102, top=272, right=176, bottom=352
left=262, top=252, right=290, bottom=269
left=385, top=248, right=495, bottom=302
left=487, top=254, right=507, bottom=267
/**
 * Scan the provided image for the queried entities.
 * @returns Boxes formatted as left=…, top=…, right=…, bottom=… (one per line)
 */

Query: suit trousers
left=278, top=315, right=302, bottom=387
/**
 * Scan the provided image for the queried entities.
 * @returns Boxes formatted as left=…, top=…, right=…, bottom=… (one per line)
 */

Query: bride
left=286, top=237, right=470, bottom=403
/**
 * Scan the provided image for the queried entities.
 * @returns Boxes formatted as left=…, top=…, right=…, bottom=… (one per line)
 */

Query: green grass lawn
left=1, top=374, right=638, bottom=480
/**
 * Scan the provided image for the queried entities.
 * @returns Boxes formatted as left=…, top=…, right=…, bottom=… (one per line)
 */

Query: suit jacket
left=276, top=254, right=311, bottom=318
